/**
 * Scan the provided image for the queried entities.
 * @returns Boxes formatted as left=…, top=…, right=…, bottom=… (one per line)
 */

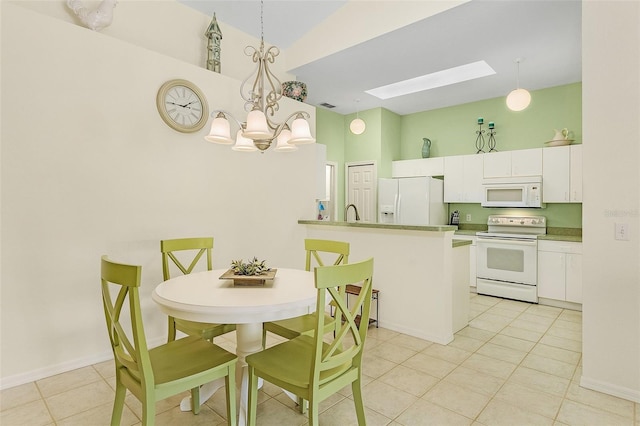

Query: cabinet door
left=570, top=145, right=583, bottom=202
left=543, top=146, right=570, bottom=202
left=512, top=148, right=543, bottom=177
left=565, top=253, right=583, bottom=303
left=444, top=156, right=465, bottom=202
left=537, top=251, right=566, bottom=300
left=464, top=155, right=484, bottom=202
left=483, top=152, right=511, bottom=178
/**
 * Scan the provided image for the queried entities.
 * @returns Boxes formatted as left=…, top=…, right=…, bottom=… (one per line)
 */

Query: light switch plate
left=615, top=223, right=629, bottom=240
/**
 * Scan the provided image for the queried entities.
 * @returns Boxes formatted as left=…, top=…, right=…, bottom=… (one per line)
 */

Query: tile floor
left=2, top=293, right=639, bottom=425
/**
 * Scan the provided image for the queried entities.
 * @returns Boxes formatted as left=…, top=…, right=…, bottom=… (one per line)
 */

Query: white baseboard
left=580, top=375, right=640, bottom=403
left=0, top=336, right=166, bottom=391
left=378, top=320, right=453, bottom=345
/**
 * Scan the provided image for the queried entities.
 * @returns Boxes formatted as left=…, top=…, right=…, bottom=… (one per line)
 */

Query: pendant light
left=349, top=99, right=366, bottom=135
left=506, top=58, right=531, bottom=112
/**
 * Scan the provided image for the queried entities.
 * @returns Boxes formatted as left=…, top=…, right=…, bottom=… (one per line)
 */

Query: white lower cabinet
left=454, top=235, right=476, bottom=288
left=537, top=240, right=583, bottom=304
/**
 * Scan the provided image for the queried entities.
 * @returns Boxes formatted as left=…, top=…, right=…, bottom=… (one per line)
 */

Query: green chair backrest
left=101, top=256, right=154, bottom=388
left=304, top=239, right=350, bottom=271
left=161, top=237, right=213, bottom=280
left=311, top=258, right=374, bottom=387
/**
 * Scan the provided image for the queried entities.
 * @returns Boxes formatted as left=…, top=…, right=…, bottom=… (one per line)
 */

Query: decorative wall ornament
left=66, top=0, right=116, bottom=31
left=282, top=81, right=308, bottom=102
left=487, top=122, right=498, bottom=152
left=421, top=138, right=431, bottom=158
left=205, top=13, right=222, bottom=73
left=475, top=117, right=486, bottom=153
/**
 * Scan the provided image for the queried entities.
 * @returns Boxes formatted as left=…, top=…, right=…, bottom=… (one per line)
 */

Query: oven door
left=476, top=237, right=538, bottom=285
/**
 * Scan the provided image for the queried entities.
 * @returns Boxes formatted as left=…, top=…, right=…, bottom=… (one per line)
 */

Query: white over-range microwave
left=481, top=176, right=543, bottom=208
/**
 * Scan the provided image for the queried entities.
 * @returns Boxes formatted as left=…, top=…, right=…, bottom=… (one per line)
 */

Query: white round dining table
left=152, top=268, right=317, bottom=425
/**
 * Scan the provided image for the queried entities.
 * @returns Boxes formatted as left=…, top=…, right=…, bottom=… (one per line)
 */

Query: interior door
left=346, top=163, right=376, bottom=222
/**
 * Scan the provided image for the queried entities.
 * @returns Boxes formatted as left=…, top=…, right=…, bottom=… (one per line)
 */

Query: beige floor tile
left=336, top=374, right=374, bottom=398
left=461, top=353, right=518, bottom=380
left=477, top=398, right=554, bottom=426
left=317, top=397, right=392, bottom=426
left=572, top=364, right=583, bottom=382
left=36, top=366, right=102, bottom=398
left=489, top=334, right=536, bottom=353
left=92, top=360, right=116, bottom=380
left=469, top=312, right=513, bottom=333
left=395, top=397, right=473, bottom=426
left=361, top=380, right=418, bottom=419
left=124, top=391, right=188, bottom=419
left=378, top=365, right=440, bottom=397
left=521, top=353, right=577, bottom=379
left=154, top=404, right=225, bottom=426
left=422, top=342, right=472, bottom=364
left=530, top=343, right=581, bottom=365
left=499, top=325, right=545, bottom=342
left=494, top=381, right=563, bottom=420
left=545, top=326, right=582, bottom=342
left=476, top=342, right=527, bottom=365
left=469, top=306, right=489, bottom=320
left=365, top=327, right=399, bottom=342
left=401, top=352, right=458, bottom=379
left=448, top=334, right=486, bottom=352
left=552, top=318, right=582, bottom=332
left=485, top=306, right=523, bottom=319
left=0, top=382, right=41, bottom=411
left=367, top=341, right=417, bottom=364
left=493, top=299, right=530, bottom=313
left=443, top=366, right=506, bottom=396
left=508, top=366, right=570, bottom=397
left=538, top=334, right=582, bottom=352
left=55, top=401, right=139, bottom=426
left=45, top=379, right=115, bottom=421
left=519, top=312, right=558, bottom=326
left=565, top=381, right=635, bottom=419
left=525, top=304, right=562, bottom=319
left=0, top=399, right=53, bottom=426
left=387, top=333, right=433, bottom=352
left=361, top=352, right=397, bottom=379
left=252, top=397, right=307, bottom=426
left=424, top=380, right=491, bottom=419
left=455, top=327, right=496, bottom=343
left=558, top=309, right=582, bottom=323
left=557, top=399, right=634, bottom=426
left=471, top=295, right=501, bottom=307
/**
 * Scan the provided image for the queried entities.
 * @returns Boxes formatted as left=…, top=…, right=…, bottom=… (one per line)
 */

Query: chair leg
left=297, top=396, right=308, bottom=414
left=308, top=398, right=319, bottom=426
left=141, top=395, right=155, bottom=426
left=110, top=380, right=126, bottom=426
left=190, top=386, right=201, bottom=414
left=167, top=316, right=177, bottom=342
left=352, top=379, right=367, bottom=426
left=226, top=363, right=237, bottom=426
left=247, top=366, right=258, bottom=426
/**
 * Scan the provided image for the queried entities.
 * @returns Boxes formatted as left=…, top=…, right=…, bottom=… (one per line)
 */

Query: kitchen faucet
left=344, top=204, right=361, bottom=221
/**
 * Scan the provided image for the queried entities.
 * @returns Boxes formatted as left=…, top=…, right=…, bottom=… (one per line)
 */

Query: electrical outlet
left=615, top=223, right=629, bottom=240
left=466, top=214, right=472, bottom=222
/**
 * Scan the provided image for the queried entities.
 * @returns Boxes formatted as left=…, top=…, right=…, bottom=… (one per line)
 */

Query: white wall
left=581, top=1, right=640, bottom=402
left=0, top=3, right=318, bottom=388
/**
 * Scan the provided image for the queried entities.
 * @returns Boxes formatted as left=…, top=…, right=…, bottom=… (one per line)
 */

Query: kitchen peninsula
left=298, top=220, right=469, bottom=344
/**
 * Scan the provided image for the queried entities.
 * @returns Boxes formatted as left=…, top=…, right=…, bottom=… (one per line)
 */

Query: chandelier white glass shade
left=506, top=58, right=531, bottom=112
left=204, top=1, right=314, bottom=152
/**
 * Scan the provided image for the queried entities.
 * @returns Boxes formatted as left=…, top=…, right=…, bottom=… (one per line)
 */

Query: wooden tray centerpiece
left=220, top=257, right=276, bottom=286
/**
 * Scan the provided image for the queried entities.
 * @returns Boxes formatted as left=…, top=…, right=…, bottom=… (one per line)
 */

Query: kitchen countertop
left=452, top=239, right=472, bottom=248
left=298, top=220, right=457, bottom=232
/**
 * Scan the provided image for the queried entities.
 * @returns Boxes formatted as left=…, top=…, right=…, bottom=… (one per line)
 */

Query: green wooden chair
left=161, top=237, right=236, bottom=342
left=247, top=257, right=374, bottom=426
left=100, top=256, right=238, bottom=426
left=262, top=239, right=349, bottom=344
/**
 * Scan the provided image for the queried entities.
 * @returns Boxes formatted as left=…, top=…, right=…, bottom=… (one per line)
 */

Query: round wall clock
left=156, top=79, right=209, bottom=133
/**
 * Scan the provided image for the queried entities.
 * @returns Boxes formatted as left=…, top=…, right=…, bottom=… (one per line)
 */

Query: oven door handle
left=477, top=238, right=538, bottom=246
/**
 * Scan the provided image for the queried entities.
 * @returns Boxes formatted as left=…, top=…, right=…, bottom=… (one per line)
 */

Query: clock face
left=156, top=79, right=209, bottom=133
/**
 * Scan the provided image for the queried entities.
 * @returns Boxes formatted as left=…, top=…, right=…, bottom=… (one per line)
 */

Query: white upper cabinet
left=392, top=158, right=444, bottom=178
left=444, top=154, right=483, bottom=202
left=483, top=149, right=542, bottom=178
left=542, top=145, right=582, bottom=202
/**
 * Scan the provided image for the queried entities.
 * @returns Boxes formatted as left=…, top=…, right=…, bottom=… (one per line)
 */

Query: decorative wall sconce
left=487, top=121, right=498, bottom=152
left=475, top=117, right=486, bottom=153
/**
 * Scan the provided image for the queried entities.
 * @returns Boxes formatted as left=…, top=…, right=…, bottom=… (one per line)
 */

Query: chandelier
left=204, top=1, right=315, bottom=152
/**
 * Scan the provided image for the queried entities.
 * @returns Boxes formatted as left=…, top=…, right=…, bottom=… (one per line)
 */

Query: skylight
left=365, top=60, right=496, bottom=99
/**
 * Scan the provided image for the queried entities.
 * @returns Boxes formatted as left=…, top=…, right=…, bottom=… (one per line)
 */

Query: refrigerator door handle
left=395, top=194, right=401, bottom=224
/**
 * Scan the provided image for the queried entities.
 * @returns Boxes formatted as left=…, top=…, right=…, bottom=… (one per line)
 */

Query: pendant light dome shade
left=506, top=88, right=531, bottom=111
left=350, top=118, right=366, bottom=135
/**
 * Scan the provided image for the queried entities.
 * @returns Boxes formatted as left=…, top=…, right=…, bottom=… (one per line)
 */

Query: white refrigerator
left=378, top=177, right=447, bottom=225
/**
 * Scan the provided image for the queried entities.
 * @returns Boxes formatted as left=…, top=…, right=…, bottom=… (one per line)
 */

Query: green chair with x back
left=101, top=256, right=238, bottom=426
left=262, top=239, right=349, bottom=345
left=246, top=257, right=374, bottom=426
left=161, top=237, right=236, bottom=342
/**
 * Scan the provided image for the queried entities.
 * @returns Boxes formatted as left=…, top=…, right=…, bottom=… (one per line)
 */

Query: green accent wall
left=315, top=82, right=583, bottom=228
